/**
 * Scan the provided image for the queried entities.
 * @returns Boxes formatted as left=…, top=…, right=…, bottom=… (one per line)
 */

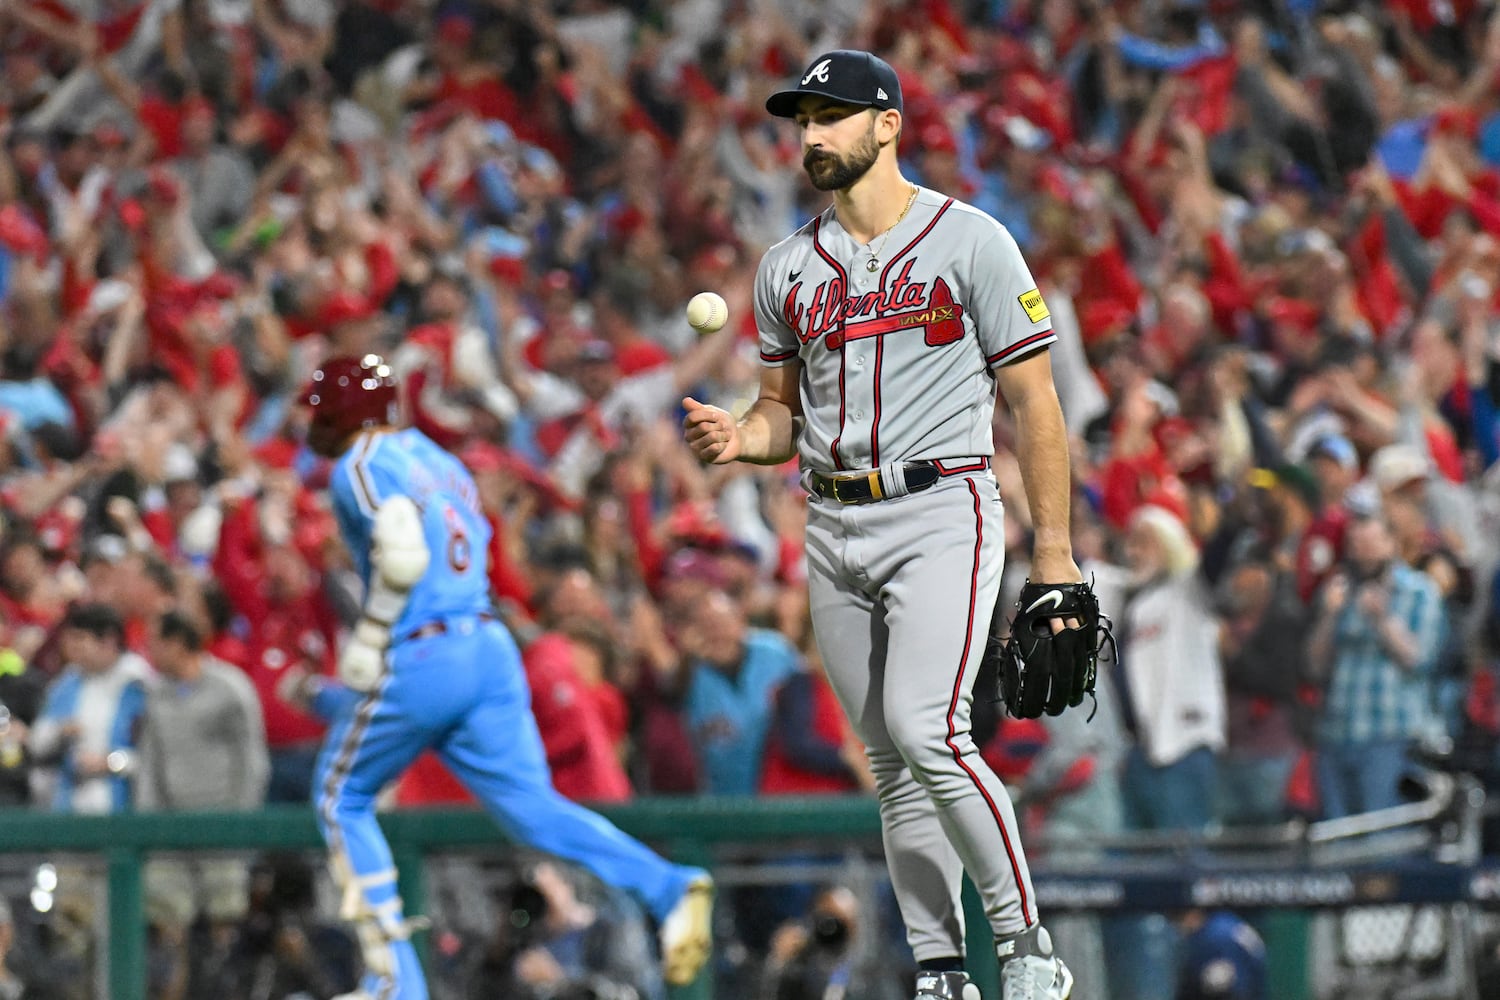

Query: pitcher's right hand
left=682, top=397, right=741, bottom=464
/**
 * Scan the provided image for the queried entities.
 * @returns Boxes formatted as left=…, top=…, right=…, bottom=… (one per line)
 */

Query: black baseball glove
left=987, top=579, right=1115, bottom=720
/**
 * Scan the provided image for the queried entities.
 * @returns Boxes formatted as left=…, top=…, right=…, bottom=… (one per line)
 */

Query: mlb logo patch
left=1018, top=289, right=1050, bottom=323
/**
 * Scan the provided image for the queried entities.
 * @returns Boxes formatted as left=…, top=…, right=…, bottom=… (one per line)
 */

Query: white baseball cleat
left=660, top=874, right=714, bottom=986
left=914, top=970, right=983, bottom=999
left=998, top=926, right=1073, bottom=1000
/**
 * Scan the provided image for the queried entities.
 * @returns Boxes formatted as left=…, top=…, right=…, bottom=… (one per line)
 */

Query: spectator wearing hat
left=134, top=443, right=222, bottom=568
left=1308, top=510, right=1445, bottom=818
left=1118, top=505, right=1226, bottom=833
left=28, top=603, right=150, bottom=814
left=909, top=123, right=973, bottom=200
left=1298, top=435, right=1360, bottom=602
left=1256, top=464, right=1322, bottom=574
left=35, top=127, right=108, bottom=244
left=1369, top=442, right=1482, bottom=567
left=1215, top=553, right=1307, bottom=826
left=1110, top=504, right=1227, bottom=1000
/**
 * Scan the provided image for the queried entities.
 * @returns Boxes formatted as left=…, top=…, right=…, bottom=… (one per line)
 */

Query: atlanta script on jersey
left=754, top=187, right=1056, bottom=474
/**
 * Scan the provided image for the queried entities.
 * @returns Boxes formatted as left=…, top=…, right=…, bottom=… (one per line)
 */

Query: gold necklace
left=865, top=184, right=919, bottom=272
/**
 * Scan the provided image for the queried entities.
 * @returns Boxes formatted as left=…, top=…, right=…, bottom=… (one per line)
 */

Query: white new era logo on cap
left=877, top=88, right=888, bottom=100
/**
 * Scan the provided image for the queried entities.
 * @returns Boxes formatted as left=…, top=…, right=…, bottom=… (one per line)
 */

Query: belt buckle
left=831, top=470, right=881, bottom=504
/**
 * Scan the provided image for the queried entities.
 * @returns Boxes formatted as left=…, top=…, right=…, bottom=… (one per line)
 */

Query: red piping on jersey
left=868, top=197, right=952, bottom=467
left=987, top=328, right=1054, bottom=367
left=812, top=216, right=850, bottom=471
left=870, top=337, right=885, bottom=464
left=879, top=197, right=954, bottom=284
left=761, top=348, right=799, bottom=363
left=934, top=458, right=989, bottom=476
left=946, top=479, right=1034, bottom=928
left=831, top=352, right=848, bottom=470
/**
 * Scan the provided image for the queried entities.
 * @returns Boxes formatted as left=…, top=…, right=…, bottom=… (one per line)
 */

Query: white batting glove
left=338, top=619, right=390, bottom=693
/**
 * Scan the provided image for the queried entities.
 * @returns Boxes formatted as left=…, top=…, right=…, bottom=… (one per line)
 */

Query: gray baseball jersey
left=754, top=187, right=1057, bottom=958
left=754, top=186, right=1056, bottom=473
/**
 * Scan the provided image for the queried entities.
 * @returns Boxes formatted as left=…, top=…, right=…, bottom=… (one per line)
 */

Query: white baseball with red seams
left=686, top=291, right=729, bottom=334
left=753, top=185, right=1056, bottom=961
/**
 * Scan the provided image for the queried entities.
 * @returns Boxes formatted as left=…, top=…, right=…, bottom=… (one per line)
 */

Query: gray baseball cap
left=766, top=50, right=903, bottom=119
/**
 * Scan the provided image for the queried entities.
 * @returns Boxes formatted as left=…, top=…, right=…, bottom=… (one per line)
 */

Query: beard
left=803, top=123, right=881, bottom=192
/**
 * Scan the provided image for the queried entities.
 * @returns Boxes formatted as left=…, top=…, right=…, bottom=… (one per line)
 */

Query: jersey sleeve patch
left=1018, top=288, right=1050, bottom=324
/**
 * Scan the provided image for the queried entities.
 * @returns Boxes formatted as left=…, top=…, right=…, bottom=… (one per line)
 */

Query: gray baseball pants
left=804, top=467, right=1037, bottom=961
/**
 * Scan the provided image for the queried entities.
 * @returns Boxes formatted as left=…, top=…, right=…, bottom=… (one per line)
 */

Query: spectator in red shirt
left=514, top=566, right=633, bottom=802
left=404, top=15, right=522, bottom=126
left=212, top=486, right=340, bottom=803
left=1098, top=378, right=1191, bottom=530
left=522, top=624, right=632, bottom=804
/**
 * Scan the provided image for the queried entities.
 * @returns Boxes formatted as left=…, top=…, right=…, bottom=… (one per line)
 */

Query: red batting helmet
left=300, top=354, right=399, bottom=455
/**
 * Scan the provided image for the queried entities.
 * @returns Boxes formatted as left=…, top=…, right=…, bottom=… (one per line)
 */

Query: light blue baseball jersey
left=314, top=426, right=701, bottom=1000
left=684, top=629, right=802, bottom=795
left=328, top=429, right=493, bottom=636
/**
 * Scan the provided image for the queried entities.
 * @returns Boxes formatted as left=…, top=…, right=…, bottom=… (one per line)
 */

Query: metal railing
left=0, top=775, right=1489, bottom=1000
left=0, top=798, right=895, bottom=1000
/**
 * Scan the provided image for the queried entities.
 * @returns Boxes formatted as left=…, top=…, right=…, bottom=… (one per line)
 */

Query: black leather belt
left=402, top=612, right=498, bottom=644
left=809, top=458, right=989, bottom=505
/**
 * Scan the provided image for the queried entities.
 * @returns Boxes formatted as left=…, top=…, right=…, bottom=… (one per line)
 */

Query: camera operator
left=465, top=860, right=663, bottom=1000
left=760, top=885, right=904, bottom=1000
left=233, top=853, right=360, bottom=998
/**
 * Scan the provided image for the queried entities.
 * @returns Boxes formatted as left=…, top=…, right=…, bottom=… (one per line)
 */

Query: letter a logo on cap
left=803, top=59, right=832, bottom=85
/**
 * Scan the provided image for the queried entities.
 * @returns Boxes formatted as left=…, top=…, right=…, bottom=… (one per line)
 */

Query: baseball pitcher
left=684, top=50, right=1107, bottom=1000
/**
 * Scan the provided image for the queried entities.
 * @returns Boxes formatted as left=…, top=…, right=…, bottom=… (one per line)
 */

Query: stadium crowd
left=4, top=0, right=1500, bottom=996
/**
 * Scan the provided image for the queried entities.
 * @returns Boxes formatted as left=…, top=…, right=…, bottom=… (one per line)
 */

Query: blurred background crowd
left=5, top=0, right=1500, bottom=995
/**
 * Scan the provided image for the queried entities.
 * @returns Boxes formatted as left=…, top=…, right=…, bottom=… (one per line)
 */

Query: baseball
left=686, top=291, right=728, bottom=334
